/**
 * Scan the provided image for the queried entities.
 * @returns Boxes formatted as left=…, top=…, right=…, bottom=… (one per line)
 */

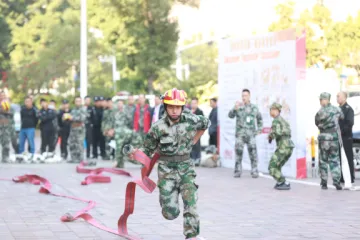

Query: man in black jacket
left=190, top=97, right=204, bottom=166
left=58, top=99, right=72, bottom=160
left=19, top=96, right=38, bottom=156
left=209, top=98, right=218, bottom=147
left=91, top=96, right=106, bottom=159
left=337, top=91, right=355, bottom=183
left=38, top=98, right=57, bottom=154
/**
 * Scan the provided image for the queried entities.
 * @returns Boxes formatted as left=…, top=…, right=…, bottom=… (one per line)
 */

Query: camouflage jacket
left=269, top=115, right=294, bottom=148
left=113, top=109, right=132, bottom=133
left=125, top=104, right=136, bottom=129
left=140, top=113, right=210, bottom=157
left=315, top=103, right=344, bottom=141
left=228, top=103, right=263, bottom=136
left=101, top=108, right=115, bottom=133
left=70, top=107, right=87, bottom=126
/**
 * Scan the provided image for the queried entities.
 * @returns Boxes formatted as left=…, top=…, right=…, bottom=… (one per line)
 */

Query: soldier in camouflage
left=67, top=97, right=87, bottom=163
left=268, top=103, right=294, bottom=190
left=315, top=92, right=344, bottom=190
left=130, top=88, right=209, bottom=240
left=0, top=91, right=13, bottom=163
left=109, top=100, right=141, bottom=168
left=102, top=98, right=115, bottom=160
left=228, top=89, right=263, bottom=178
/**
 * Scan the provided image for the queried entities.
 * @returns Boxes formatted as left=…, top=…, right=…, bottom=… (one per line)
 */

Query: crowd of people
left=0, top=91, right=219, bottom=168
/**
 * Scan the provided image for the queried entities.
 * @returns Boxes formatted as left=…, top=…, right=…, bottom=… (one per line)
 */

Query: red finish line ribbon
left=1, top=150, right=159, bottom=240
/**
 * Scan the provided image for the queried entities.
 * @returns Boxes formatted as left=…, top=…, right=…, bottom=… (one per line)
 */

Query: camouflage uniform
left=0, top=106, right=14, bottom=162
left=228, top=103, right=263, bottom=177
left=68, top=107, right=87, bottom=163
left=268, top=103, right=294, bottom=188
left=315, top=92, right=344, bottom=187
left=125, top=104, right=136, bottom=129
left=113, top=108, right=141, bottom=168
left=140, top=112, right=209, bottom=239
left=101, top=107, right=115, bottom=159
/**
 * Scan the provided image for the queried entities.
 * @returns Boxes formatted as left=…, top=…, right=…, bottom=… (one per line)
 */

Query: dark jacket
left=38, top=108, right=57, bottom=131
left=20, top=106, right=38, bottom=129
left=85, top=106, right=94, bottom=126
left=58, top=109, right=72, bottom=133
left=208, top=107, right=218, bottom=135
left=91, top=106, right=104, bottom=128
left=150, top=104, right=165, bottom=126
left=339, top=102, right=354, bottom=138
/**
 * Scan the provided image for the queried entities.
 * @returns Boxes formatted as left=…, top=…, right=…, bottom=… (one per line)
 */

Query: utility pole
left=80, top=0, right=88, bottom=100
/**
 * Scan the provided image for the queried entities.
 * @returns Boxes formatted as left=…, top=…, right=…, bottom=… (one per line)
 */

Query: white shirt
left=152, top=104, right=161, bottom=123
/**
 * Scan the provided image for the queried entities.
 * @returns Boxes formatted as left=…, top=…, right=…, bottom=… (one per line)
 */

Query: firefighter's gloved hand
left=268, top=136, right=273, bottom=144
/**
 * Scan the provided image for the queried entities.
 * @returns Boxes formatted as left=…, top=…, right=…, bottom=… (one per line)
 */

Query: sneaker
left=333, top=183, right=342, bottom=190
left=275, top=182, right=290, bottom=190
left=251, top=172, right=259, bottom=178
left=233, top=172, right=241, bottom=178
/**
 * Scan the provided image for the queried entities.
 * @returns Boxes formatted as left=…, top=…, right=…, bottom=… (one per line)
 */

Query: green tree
left=268, top=1, right=333, bottom=67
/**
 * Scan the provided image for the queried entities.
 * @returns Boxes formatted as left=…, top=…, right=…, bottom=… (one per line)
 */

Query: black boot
left=275, top=182, right=290, bottom=190
left=333, top=183, right=342, bottom=190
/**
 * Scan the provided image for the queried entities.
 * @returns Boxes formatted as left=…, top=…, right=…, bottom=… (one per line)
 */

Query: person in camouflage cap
left=109, top=100, right=142, bottom=168
left=129, top=88, right=209, bottom=240
left=228, top=89, right=263, bottom=178
left=315, top=92, right=344, bottom=190
left=102, top=98, right=115, bottom=160
left=268, top=102, right=294, bottom=190
left=68, top=97, right=87, bottom=163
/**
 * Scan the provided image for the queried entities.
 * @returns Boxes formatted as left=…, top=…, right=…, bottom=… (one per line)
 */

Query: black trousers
left=340, top=137, right=355, bottom=183
left=40, top=129, right=56, bottom=153
left=59, top=129, right=70, bottom=158
left=85, top=124, right=93, bottom=158
left=209, top=132, right=218, bottom=147
left=92, top=126, right=105, bottom=158
left=190, top=140, right=201, bottom=160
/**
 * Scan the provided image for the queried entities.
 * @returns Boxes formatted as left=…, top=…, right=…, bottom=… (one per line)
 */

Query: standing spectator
left=84, top=96, right=93, bottom=159
left=150, top=95, right=165, bottom=125
left=0, top=91, right=13, bottom=163
left=126, top=94, right=136, bottom=129
left=10, top=99, right=21, bottom=154
left=19, top=96, right=38, bottom=157
left=58, top=100, right=72, bottom=160
left=102, top=98, right=115, bottom=160
left=68, top=97, right=87, bottom=163
left=208, top=98, right=218, bottom=147
left=49, top=100, right=59, bottom=151
left=133, top=94, right=151, bottom=137
left=337, top=91, right=355, bottom=183
left=190, top=97, right=204, bottom=166
left=38, top=99, right=57, bottom=155
left=91, top=96, right=106, bottom=159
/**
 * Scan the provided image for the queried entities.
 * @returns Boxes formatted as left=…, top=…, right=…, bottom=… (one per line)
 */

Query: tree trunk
left=147, top=75, right=155, bottom=94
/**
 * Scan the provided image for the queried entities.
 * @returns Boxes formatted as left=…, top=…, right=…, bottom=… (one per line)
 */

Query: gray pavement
left=1, top=161, right=360, bottom=240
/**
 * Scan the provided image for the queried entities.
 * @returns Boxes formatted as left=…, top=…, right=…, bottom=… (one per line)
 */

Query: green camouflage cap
left=270, top=102, right=282, bottom=111
left=319, top=92, right=331, bottom=100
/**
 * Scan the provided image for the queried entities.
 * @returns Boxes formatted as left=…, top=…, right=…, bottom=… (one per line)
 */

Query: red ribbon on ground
left=1, top=150, right=159, bottom=240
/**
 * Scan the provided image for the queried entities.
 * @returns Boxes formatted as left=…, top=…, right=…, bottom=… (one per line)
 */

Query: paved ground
left=1, top=161, right=360, bottom=240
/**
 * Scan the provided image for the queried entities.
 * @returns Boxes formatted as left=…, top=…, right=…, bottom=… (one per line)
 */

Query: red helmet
left=163, top=88, right=187, bottom=106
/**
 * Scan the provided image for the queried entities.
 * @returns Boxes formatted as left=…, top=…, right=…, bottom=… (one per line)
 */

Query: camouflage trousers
left=105, top=136, right=113, bottom=159
left=157, top=160, right=199, bottom=239
left=69, top=127, right=85, bottom=163
left=268, top=146, right=293, bottom=183
left=114, top=128, right=142, bottom=168
left=234, top=134, right=258, bottom=174
left=0, top=124, right=11, bottom=161
left=318, top=140, right=341, bottom=185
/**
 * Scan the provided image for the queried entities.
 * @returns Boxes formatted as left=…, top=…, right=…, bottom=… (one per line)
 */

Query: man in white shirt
left=150, top=95, right=164, bottom=125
